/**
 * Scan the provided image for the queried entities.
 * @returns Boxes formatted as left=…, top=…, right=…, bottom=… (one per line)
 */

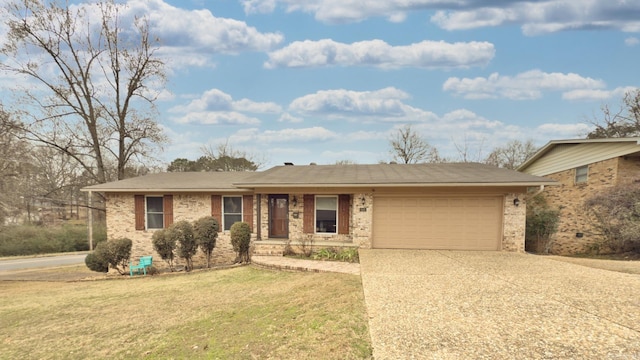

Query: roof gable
left=518, top=138, right=640, bottom=176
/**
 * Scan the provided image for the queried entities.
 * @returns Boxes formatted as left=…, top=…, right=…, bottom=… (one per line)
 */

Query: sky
left=4, top=0, right=640, bottom=168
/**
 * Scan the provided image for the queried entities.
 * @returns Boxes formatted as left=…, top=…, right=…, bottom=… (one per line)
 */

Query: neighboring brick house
left=83, top=163, right=554, bottom=269
left=518, top=138, right=640, bottom=254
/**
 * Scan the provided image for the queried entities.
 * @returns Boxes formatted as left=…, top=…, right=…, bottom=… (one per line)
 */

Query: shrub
left=152, top=229, right=176, bottom=271
left=525, top=194, right=560, bottom=254
left=312, top=247, right=360, bottom=263
left=85, top=250, right=108, bottom=272
left=0, top=222, right=107, bottom=256
left=167, top=220, right=197, bottom=271
left=584, top=184, right=640, bottom=254
left=84, top=237, right=132, bottom=275
left=193, top=216, right=219, bottom=268
left=230, top=222, right=251, bottom=263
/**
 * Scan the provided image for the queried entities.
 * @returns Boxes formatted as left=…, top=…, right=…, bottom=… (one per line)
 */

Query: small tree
left=230, top=222, right=251, bottom=264
left=388, top=124, right=441, bottom=164
left=525, top=195, right=560, bottom=254
left=84, top=237, right=132, bottom=275
left=193, top=216, right=219, bottom=268
left=152, top=229, right=176, bottom=271
left=167, top=220, right=197, bottom=271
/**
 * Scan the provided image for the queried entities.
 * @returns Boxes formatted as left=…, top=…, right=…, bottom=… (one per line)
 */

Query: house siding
left=106, top=192, right=255, bottom=269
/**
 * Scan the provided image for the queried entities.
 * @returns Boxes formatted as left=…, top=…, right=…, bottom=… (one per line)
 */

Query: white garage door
left=373, top=195, right=503, bottom=250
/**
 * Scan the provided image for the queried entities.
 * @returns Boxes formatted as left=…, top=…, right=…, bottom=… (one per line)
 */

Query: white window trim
left=315, top=195, right=338, bottom=235
left=575, top=165, right=588, bottom=184
left=222, top=195, right=243, bottom=232
left=145, top=195, right=164, bottom=230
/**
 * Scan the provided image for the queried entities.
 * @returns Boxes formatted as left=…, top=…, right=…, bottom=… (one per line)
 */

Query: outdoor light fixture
left=513, top=198, right=520, bottom=207
left=292, top=196, right=298, bottom=207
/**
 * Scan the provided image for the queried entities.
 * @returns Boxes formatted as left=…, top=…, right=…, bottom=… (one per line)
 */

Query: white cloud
left=562, top=86, right=638, bottom=101
left=288, top=87, right=437, bottom=122
left=265, top=39, right=495, bottom=69
left=229, top=127, right=339, bottom=144
left=625, top=37, right=640, bottom=47
left=443, top=70, right=606, bottom=100
left=124, top=0, right=283, bottom=68
left=535, top=123, right=593, bottom=138
left=431, top=1, right=640, bottom=35
left=242, top=0, right=640, bottom=35
left=169, top=88, right=281, bottom=125
left=278, top=113, right=304, bottom=123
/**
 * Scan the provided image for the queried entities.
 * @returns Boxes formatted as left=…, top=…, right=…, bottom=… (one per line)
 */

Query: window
left=146, top=196, right=164, bottom=229
left=575, top=165, right=588, bottom=184
left=223, top=196, right=242, bottom=231
left=316, top=196, right=337, bottom=233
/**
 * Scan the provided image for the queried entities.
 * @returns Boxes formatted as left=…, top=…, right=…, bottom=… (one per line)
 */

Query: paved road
left=0, top=254, right=87, bottom=271
left=359, top=250, right=640, bottom=359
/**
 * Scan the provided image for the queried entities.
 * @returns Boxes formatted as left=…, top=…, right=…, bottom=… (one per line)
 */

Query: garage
left=373, top=195, right=503, bottom=250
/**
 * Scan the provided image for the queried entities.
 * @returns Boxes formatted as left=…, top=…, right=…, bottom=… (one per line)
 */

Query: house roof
left=81, top=163, right=554, bottom=193
left=517, top=137, right=640, bottom=176
left=233, top=163, right=556, bottom=188
left=81, top=172, right=255, bottom=193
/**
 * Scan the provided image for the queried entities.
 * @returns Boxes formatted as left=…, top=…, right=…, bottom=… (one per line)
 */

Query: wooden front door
left=269, top=195, right=289, bottom=238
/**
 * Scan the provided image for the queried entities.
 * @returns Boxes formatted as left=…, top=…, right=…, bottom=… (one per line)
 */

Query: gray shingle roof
left=81, top=163, right=555, bottom=192
left=82, top=172, right=254, bottom=192
left=234, top=163, right=555, bottom=188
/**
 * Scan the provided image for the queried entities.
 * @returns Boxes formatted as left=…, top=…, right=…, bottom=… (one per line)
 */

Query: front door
left=269, top=195, right=289, bottom=238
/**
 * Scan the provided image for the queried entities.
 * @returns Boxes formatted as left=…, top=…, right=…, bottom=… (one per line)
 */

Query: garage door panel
left=373, top=195, right=502, bottom=250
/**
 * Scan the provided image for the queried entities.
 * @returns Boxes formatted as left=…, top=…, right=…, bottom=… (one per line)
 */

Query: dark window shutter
left=211, top=195, right=222, bottom=233
left=303, top=194, right=314, bottom=233
left=134, top=195, right=145, bottom=230
left=243, top=195, right=254, bottom=231
left=163, top=195, right=173, bottom=228
left=338, top=195, right=350, bottom=235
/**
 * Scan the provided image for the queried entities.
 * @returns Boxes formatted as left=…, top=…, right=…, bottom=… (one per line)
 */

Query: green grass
left=0, top=267, right=372, bottom=359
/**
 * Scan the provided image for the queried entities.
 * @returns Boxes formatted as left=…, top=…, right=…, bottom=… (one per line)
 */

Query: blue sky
left=5, top=0, right=640, bottom=168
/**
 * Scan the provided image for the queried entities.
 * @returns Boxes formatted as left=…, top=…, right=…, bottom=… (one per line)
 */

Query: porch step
left=252, top=242, right=284, bottom=257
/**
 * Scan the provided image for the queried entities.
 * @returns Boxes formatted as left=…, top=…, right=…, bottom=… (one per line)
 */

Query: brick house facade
left=518, top=138, right=640, bottom=254
left=84, top=163, right=553, bottom=270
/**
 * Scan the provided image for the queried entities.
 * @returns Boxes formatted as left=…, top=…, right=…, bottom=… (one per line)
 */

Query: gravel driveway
left=359, top=250, right=640, bottom=359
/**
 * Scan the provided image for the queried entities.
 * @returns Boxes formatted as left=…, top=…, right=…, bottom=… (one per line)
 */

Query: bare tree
left=587, top=89, right=640, bottom=139
left=484, top=139, right=538, bottom=170
left=1, top=0, right=167, bottom=184
left=389, top=124, right=441, bottom=164
left=200, top=141, right=265, bottom=171
left=452, top=136, right=486, bottom=163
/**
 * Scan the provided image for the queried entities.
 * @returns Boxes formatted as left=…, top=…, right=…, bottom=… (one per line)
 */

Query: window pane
left=147, top=197, right=163, bottom=213
left=576, top=166, right=588, bottom=183
left=224, top=214, right=242, bottom=231
left=316, top=197, right=337, bottom=233
left=224, top=197, right=242, bottom=214
left=147, top=213, right=164, bottom=229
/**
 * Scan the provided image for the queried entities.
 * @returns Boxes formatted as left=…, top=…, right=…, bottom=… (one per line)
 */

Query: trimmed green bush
left=85, top=250, right=108, bottom=273
left=167, top=221, right=197, bottom=271
left=193, top=216, right=219, bottom=268
left=230, top=222, right=251, bottom=263
left=152, top=229, right=176, bottom=271
left=525, top=195, right=560, bottom=254
left=84, top=237, right=132, bottom=275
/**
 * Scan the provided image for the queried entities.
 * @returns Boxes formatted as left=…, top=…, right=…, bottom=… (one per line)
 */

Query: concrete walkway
left=251, top=255, right=360, bottom=275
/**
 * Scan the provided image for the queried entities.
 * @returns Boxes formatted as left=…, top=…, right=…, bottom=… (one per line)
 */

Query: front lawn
left=0, top=267, right=372, bottom=359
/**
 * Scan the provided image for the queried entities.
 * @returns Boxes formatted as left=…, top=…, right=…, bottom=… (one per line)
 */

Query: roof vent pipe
left=284, top=162, right=294, bottom=166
